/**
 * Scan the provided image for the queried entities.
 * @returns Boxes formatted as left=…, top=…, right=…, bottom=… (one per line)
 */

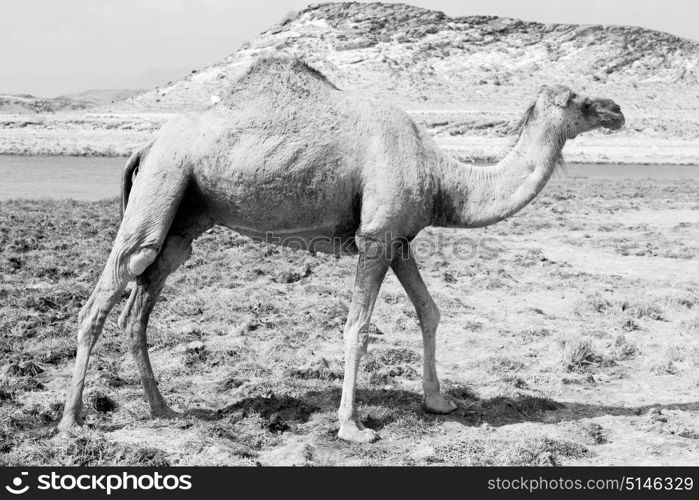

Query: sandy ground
left=0, top=174, right=698, bottom=466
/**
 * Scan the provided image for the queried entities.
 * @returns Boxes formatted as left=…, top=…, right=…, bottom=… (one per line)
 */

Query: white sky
left=1, top=0, right=697, bottom=97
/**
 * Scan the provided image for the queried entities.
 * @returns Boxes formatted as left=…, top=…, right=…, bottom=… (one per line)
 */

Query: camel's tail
left=121, top=141, right=154, bottom=216
left=117, top=140, right=155, bottom=329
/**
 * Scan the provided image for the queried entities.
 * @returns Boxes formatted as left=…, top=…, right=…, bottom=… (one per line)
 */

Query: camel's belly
left=192, top=133, right=363, bottom=253
left=226, top=222, right=359, bottom=254
left=197, top=178, right=361, bottom=254
left=202, top=194, right=360, bottom=254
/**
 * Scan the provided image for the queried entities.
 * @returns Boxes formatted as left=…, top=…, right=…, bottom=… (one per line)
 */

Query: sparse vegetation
left=678, top=315, right=699, bottom=336
left=1, top=168, right=698, bottom=465
left=612, top=335, right=639, bottom=360
left=430, top=436, right=588, bottom=466
left=559, top=337, right=603, bottom=371
left=651, top=345, right=688, bottom=376
left=621, top=300, right=665, bottom=321
left=1, top=433, right=169, bottom=466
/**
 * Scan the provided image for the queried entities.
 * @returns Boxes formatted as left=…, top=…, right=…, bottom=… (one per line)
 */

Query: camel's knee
left=127, top=247, right=159, bottom=276
left=345, top=322, right=371, bottom=356
left=421, top=301, right=440, bottom=332
left=76, top=297, right=104, bottom=343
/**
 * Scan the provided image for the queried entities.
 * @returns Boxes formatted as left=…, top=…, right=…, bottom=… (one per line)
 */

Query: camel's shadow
left=180, top=385, right=699, bottom=432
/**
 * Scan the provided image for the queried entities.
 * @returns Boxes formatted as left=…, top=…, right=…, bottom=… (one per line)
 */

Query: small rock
left=536, top=452, right=557, bottom=466
left=179, top=323, right=201, bottom=336
left=411, top=445, right=435, bottom=461
left=179, top=340, right=205, bottom=354
left=218, top=376, right=246, bottom=391
left=648, top=407, right=667, bottom=423
left=369, top=323, right=384, bottom=335
left=442, top=421, right=463, bottom=433
left=301, top=263, right=312, bottom=277
left=203, top=443, right=257, bottom=464
left=228, top=442, right=257, bottom=458
left=236, top=319, right=259, bottom=335
left=273, top=264, right=313, bottom=284
left=263, top=441, right=314, bottom=466
left=288, top=358, right=341, bottom=381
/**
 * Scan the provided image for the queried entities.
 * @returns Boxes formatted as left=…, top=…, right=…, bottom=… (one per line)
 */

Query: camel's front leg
left=391, top=247, right=457, bottom=414
left=337, top=237, right=390, bottom=443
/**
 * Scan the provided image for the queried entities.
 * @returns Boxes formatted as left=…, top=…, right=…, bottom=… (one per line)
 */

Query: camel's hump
left=228, top=56, right=339, bottom=96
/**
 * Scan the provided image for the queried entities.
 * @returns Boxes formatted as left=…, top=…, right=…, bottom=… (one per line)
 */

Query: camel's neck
left=432, top=120, right=566, bottom=228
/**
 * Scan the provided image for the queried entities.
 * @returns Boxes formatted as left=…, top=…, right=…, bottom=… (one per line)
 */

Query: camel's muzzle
left=594, top=98, right=625, bottom=130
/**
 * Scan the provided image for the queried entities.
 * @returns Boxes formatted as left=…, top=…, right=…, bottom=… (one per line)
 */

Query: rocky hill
left=115, top=2, right=699, bottom=114
left=3, top=2, right=698, bottom=162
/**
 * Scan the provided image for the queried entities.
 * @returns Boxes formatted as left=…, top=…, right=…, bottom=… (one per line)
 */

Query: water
left=0, top=155, right=125, bottom=201
left=564, top=164, right=699, bottom=180
left=0, top=155, right=697, bottom=201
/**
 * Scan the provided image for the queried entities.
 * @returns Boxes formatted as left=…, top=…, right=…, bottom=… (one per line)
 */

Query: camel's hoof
left=423, top=393, right=459, bottom=414
left=150, top=407, right=181, bottom=419
left=338, top=423, right=378, bottom=443
left=57, top=419, right=84, bottom=435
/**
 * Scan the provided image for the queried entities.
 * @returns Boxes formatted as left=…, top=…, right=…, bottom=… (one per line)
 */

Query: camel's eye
left=582, top=99, right=592, bottom=112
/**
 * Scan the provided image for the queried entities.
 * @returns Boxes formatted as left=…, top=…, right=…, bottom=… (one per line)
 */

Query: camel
left=58, top=57, right=624, bottom=443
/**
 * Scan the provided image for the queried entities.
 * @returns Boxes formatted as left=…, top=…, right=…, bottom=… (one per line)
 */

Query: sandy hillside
left=0, top=90, right=144, bottom=114
left=1, top=1, right=698, bottom=163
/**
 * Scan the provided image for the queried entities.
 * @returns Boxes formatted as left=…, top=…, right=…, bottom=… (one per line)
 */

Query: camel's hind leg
left=57, top=241, right=159, bottom=431
left=58, top=160, right=189, bottom=432
left=119, top=211, right=212, bottom=418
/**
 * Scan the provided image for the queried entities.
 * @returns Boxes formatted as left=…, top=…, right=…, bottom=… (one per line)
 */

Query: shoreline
left=1, top=152, right=698, bottom=167
left=1, top=112, right=697, bottom=165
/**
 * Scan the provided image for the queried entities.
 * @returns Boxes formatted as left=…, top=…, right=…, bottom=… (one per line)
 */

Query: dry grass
left=651, top=345, right=687, bottom=376
left=678, top=315, right=699, bottom=336
left=559, top=337, right=604, bottom=371
left=1, top=173, right=698, bottom=465
left=2, top=432, right=170, bottom=466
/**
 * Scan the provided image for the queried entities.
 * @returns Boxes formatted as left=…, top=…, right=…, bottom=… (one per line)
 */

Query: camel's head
left=532, top=85, right=625, bottom=138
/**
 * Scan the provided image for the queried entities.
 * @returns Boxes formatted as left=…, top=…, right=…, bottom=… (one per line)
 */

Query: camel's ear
left=554, top=89, right=572, bottom=107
